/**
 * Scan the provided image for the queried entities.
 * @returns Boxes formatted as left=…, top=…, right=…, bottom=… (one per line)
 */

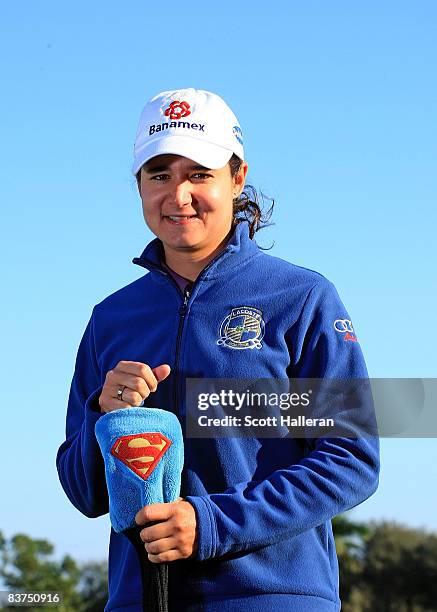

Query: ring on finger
left=117, top=385, right=127, bottom=402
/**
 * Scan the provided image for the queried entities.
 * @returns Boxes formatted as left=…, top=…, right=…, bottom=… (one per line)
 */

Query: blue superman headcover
left=95, top=407, right=184, bottom=533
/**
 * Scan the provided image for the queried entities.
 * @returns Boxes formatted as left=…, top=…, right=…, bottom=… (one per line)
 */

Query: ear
left=233, top=162, right=249, bottom=198
left=136, top=170, right=142, bottom=196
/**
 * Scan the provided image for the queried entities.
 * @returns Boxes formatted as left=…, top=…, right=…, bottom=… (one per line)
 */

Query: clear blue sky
left=1, top=1, right=436, bottom=562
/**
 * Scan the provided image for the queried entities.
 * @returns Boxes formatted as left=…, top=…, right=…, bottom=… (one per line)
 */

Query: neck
left=163, top=236, right=231, bottom=282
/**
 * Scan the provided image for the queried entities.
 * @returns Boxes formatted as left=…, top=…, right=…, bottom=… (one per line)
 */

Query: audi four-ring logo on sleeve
left=334, top=319, right=358, bottom=342
left=334, top=319, right=354, bottom=333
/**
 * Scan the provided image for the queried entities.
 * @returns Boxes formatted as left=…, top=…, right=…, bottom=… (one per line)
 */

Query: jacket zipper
left=173, top=286, right=190, bottom=419
left=171, top=249, right=231, bottom=421
left=134, top=249, right=229, bottom=422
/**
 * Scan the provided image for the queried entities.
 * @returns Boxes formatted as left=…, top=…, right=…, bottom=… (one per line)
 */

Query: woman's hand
left=135, top=498, right=198, bottom=563
left=99, top=361, right=171, bottom=413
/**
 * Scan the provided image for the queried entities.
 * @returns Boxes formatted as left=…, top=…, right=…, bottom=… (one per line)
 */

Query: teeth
left=168, top=215, right=196, bottom=221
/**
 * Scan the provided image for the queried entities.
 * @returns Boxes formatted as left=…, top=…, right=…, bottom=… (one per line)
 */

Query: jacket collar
left=132, top=221, right=259, bottom=276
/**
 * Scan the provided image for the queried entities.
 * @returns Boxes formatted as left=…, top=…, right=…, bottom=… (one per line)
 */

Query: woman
left=57, top=88, right=379, bottom=611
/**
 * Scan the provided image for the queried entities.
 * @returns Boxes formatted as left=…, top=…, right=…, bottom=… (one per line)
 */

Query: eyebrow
left=143, top=163, right=212, bottom=173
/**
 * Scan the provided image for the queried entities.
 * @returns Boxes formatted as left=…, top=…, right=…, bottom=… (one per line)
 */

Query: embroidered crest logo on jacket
left=217, top=306, right=265, bottom=350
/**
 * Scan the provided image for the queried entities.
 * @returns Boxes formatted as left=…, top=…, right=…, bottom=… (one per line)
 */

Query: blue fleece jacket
left=56, top=221, right=379, bottom=611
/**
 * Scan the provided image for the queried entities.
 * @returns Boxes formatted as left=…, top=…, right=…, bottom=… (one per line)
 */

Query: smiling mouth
left=164, top=214, right=199, bottom=224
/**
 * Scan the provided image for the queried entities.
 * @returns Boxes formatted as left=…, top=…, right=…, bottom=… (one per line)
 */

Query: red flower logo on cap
left=164, top=100, right=191, bottom=120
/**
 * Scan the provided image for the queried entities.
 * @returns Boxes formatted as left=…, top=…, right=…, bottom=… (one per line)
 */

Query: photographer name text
left=197, top=415, right=335, bottom=428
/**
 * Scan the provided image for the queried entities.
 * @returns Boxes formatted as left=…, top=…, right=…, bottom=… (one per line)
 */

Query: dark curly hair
left=229, top=154, right=274, bottom=240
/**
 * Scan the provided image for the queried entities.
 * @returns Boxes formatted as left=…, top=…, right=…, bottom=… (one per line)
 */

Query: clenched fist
left=99, top=361, right=171, bottom=413
left=135, top=499, right=198, bottom=563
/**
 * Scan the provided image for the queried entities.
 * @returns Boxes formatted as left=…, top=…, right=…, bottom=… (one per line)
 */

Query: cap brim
left=132, top=135, right=234, bottom=175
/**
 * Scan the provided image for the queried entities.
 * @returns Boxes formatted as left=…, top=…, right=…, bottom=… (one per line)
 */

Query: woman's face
left=138, top=154, right=247, bottom=263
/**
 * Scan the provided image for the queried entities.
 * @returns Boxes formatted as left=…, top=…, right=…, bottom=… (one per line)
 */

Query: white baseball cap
left=132, top=88, right=244, bottom=175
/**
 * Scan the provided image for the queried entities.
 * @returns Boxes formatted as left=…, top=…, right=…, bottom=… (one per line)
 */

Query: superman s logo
left=111, top=433, right=172, bottom=481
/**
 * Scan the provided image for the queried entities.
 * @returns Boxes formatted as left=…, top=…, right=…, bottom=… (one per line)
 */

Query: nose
left=173, top=180, right=193, bottom=208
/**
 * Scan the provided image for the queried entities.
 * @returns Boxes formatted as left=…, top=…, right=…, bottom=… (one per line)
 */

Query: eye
left=191, top=172, right=213, bottom=180
left=150, top=174, right=170, bottom=181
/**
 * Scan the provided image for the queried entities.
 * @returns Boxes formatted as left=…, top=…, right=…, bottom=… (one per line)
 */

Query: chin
left=163, top=230, right=204, bottom=248
left=174, top=241, right=203, bottom=251
left=164, top=237, right=200, bottom=251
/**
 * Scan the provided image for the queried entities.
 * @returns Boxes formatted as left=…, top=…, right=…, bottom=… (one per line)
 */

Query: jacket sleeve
left=56, top=309, right=109, bottom=518
left=186, top=279, right=380, bottom=560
